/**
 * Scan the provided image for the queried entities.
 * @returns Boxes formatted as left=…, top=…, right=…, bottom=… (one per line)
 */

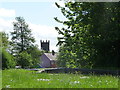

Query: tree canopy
left=11, top=17, right=35, bottom=55
left=55, top=2, right=120, bottom=69
left=9, top=17, right=42, bottom=68
left=1, top=17, right=43, bottom=69
left=1, top=32, right=16, bottom=69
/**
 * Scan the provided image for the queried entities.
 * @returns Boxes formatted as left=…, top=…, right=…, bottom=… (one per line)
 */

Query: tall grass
left=2, top=69, right=119, bottom=88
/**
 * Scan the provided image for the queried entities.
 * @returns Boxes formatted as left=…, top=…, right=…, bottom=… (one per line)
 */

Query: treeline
left=1, top=17, right=42, bottom=69
left=55, top=2, right=120, bottom=69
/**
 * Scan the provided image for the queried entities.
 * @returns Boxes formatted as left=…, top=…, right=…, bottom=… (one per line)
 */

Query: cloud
left=0, top=8, right=16, bottom=17
left=0, top=8, right=16, bottom=37
left=0, top=19, right=59, bottom=51
left=0, top=8, right=59, bottom=51
left=0, top=18, right=13, bottom=34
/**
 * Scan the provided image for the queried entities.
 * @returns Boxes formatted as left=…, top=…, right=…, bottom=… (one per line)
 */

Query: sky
left=0, top=0, right=67, bottom=52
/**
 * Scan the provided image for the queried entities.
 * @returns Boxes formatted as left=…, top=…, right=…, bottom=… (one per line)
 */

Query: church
left=40, top=40, right=57, bottom=68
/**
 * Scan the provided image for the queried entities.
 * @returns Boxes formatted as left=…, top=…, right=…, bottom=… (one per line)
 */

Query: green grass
left=2, top=69, right=119, bottom=88
left=0, top=70, right=2, bottom=89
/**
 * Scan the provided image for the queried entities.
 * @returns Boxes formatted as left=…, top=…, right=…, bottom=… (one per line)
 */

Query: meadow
left=0, top=70, right=2, bottom=89
left=2, top=69, right=119, bottom=88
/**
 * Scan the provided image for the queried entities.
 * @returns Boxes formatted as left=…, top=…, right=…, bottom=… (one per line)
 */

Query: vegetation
left=27, top=45, right=42, bottom=68
left=1, top=32, right=16, bottom=69
left=16, top=51, right=33, bottom=68
left=2, top=69, right=119, bottom=88
left=1, top=17, right=42, bottom=69
left=2, top=48, right=16, bottom=69
left=0, top=32, right=9, bottom=48
left=11, top=17, right=35, bottom=54
left=10, top=17, right=34, bottom=68
left=0, top=70, right=1, bottom=89
left=55, top=2, right=120, bottom=69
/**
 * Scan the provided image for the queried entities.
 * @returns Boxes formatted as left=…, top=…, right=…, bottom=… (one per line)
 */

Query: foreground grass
left=0, top=70, right=2, bottom=89
left=2, top=69, right=119, bottom=88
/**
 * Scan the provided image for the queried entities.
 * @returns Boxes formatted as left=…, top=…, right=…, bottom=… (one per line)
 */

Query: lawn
left=2, top=69, right=119, bottom=88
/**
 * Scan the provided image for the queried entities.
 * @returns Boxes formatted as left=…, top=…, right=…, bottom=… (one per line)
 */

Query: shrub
left=2, top=48, right=16, bottom=69
left=17, top=51, right=33, bottom=68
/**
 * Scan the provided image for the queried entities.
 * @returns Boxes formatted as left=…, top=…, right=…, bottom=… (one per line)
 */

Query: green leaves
left=10, top=17, right=41, bottom=68
left=17, top=51, right=33, bottom=68
left=55, top=2, right=120, bottom=69
left=11, top=16, right=35, bottom=54
left=0, top=32, right=9, bottom=48
left=2, top=48, right=16, bottom=69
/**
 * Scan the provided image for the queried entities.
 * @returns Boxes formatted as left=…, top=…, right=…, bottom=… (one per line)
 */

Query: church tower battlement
left=40, top=40, right=50, bottom=52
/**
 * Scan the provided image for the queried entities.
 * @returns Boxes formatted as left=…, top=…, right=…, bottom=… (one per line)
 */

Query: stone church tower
left=40, top=40, right=50, bottom=52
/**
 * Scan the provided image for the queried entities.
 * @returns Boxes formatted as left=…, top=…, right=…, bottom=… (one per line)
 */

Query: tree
left=0, top=32, right=9, bottom=48
left=57, top=45, right=77, bottom=68
left=55, top=2, right=120, bottom=69
left=0, top=32, right=16, bottom=69
left=16, top=51, right=32, bottom=68
left=11, top=17, right=35, bottom=55
left=11, top=17, right=42, bottom=68
left=2, top=48, right=16, bottom=69
left=27, top=45, right=43, bottom=67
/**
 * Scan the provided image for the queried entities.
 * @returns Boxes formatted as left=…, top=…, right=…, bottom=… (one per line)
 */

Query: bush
left=2, top=48, right=16, bottom=69
left=17, top=51, right=33, bottom=68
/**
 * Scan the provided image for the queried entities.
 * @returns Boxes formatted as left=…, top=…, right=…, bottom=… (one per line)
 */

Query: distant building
left=40, top=40, right=50, bottom=52
left=40, top=40, right=57, bottom=68
left=40, top=52, right=57, bottom=68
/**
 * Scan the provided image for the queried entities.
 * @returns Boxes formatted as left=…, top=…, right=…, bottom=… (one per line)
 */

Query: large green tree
left=55, top=2, right=120, bottom=69
left=11, top=17, right=35, bottom=54
left=11, top=17, right=41, bottom=68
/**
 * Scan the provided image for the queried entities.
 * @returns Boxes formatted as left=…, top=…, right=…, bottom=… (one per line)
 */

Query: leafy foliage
left=11, top=17, right=35, bottom=54
left=1, top=32, right=16, bottom=69
left=16, top=51, right=33, bottom=68
left=0, top=32, right=9, bottom=48
left=27, top=45, right=43, bottom=67
left=57, top=45, right=77, bottom=68
left=55, top=2, right=120, bottom=68
left=10, top=17, right=41, bottom=68
left=2, top=48, right=16, bottom=69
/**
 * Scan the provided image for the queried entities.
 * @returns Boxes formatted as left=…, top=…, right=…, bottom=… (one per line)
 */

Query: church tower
left=40, top=40, right=50, bottom=52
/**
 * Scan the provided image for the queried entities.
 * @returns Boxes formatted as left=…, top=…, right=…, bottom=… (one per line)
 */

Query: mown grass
left=2, top=69, right=119, bottom=88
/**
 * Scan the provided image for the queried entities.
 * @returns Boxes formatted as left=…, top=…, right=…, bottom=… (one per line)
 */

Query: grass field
left=2, top=69, right=119, bottom=88
left=0, top=70, right=2, bottom=89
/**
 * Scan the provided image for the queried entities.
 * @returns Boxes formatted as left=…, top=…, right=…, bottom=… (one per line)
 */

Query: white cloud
left=0, top=19, right=59, bottom=51
left=0, top=18, right=13, bottom=34
left=0, top=8, right=16, bottom=35
left=0, top=8, right=59, bottom=52
left=0, top=8, right=16, bottom=17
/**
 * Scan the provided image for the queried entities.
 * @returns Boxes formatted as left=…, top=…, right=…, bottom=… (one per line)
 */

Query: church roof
left=44, top=53, right=57, bottom=61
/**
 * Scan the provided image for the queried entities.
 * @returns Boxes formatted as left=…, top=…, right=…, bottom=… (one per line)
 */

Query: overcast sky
left=0, top=0, right=66, bottom=52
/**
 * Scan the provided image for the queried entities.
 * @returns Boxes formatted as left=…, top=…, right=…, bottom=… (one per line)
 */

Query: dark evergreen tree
left=10, top=17, right=42, bottom=68
left=11, top=17, right=35, bottom=55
